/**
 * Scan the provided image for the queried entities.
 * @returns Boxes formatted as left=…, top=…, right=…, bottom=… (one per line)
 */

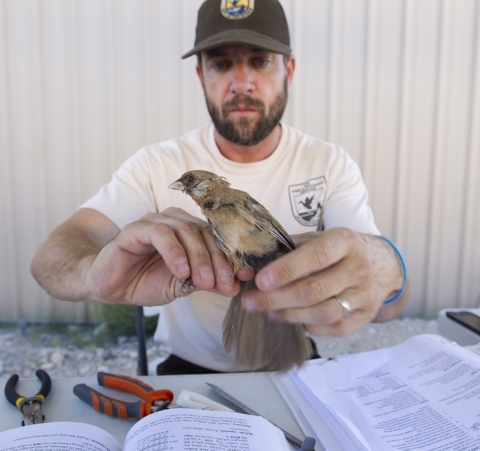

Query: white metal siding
left=0, top=0, right=479, bottom=321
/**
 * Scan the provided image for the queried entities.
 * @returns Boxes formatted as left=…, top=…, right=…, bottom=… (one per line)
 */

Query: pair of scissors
left=4, top=369, right=52, bottom=426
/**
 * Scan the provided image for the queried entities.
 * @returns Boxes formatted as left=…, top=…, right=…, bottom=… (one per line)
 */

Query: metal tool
left=5, top=369, right=52, bottom=426
left=74, top=372, right=175, bottom=420
left=74, top=372, right=230, bottom=420
left=176, top=389, right=233, bottom=412
left=206, top=383, right=316, bottom=450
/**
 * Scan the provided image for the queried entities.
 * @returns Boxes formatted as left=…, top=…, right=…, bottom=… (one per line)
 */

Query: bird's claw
left=178, top=277, right=197, bottom=295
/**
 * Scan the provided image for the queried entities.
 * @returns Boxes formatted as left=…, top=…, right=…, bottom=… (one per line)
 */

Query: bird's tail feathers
left=222, top=279, right=312, bottom=372
left=222, top=281, right=248, bottom=354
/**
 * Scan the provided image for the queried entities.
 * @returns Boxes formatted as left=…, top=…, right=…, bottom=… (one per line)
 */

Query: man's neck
left=213, top=124, right=282, bottom=163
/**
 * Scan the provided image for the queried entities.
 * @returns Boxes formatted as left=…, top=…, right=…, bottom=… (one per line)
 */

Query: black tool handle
left=73, top=383, right=150, bottom=420
left=34, top=369, right=52, bottom=400
left=98, top=372, right=154, bottom=394
left=4, top=374, right=21, bottom=407
left=4, top=370, right=51, bottom=407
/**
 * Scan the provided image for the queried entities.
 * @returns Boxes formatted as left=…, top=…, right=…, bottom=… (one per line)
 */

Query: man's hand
left=31, top=207, right=250, bottom=306
left=240, top=228, right=409, bottom=336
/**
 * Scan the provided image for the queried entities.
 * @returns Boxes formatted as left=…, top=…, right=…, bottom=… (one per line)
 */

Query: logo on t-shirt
left=288, top=176, right=326, bottom=227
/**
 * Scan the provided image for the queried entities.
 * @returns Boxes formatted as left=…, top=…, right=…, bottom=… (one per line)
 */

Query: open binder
left=272, top=334, right=480, bottom=451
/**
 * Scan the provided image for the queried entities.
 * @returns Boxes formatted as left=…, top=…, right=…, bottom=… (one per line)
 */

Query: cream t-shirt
left=81, top=123, right=379, bottom=371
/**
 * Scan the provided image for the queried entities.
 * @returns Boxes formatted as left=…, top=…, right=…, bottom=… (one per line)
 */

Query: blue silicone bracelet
left=377, top=236, right=408, bottom=305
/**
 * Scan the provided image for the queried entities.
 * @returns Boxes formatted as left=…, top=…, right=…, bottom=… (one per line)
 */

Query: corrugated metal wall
left=0, top=0, right=479, bottom=322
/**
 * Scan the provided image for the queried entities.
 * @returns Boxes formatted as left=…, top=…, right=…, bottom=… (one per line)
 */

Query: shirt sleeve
left=322, top=146, right=380, bottom=235
left=80, top=148, right=156, bottom=230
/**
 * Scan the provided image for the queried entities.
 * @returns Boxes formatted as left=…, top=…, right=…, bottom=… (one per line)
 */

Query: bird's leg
left=178, top=277, right=197, bottom=295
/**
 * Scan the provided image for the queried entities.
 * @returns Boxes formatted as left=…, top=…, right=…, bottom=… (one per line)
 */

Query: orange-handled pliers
left=73, top=372, right=174, bottom=420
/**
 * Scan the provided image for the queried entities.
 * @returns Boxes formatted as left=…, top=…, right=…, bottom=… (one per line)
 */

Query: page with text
left=296, top=334, right=480, bottom=451
left=0, top=422, right=122, bottom=451
left=123, top=408, right=290, bottom=451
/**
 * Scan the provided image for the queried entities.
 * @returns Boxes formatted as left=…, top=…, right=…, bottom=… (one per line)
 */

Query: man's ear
left=196, top=63, right=205, bottom=90
left=286, top=54, right=296, bottom=86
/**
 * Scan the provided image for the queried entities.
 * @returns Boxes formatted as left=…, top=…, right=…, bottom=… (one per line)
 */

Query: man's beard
left=205, top=78, right=288, bottom=146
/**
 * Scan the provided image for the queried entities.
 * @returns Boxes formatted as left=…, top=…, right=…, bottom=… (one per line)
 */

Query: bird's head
left=168, top=170, right=230, bottom=204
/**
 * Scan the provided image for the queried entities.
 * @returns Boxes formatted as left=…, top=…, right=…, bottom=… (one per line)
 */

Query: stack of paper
left=272, top=334, right=480, bottom=451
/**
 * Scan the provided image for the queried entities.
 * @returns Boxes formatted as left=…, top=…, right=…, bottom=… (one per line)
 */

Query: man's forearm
left=31, top=225, right=102, bottom=302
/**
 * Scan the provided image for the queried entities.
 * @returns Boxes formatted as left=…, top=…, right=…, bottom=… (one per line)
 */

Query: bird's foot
left=178, top=277, right=197, bottom=295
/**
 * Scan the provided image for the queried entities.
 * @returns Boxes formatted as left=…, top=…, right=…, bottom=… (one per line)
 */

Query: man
left=31, top=0, right=409, bottom=374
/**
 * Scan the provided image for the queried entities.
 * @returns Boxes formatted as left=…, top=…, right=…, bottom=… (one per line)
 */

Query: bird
left=168, top=170, right=312, bottom=371
left=299, top=195, right=314, bottom=209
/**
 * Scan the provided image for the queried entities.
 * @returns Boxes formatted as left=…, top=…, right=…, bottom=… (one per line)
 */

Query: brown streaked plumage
left=168, top=170, right=312, bottom=371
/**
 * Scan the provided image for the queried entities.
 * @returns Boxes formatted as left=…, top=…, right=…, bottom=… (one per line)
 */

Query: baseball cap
left=182, top=0, right=291, bottom=59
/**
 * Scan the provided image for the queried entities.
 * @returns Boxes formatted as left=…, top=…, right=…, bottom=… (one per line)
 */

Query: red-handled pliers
left=73, top=372, right=174, bottom=420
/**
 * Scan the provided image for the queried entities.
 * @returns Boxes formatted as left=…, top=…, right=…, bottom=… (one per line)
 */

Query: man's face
left=197, top=45, right=295, bottom=146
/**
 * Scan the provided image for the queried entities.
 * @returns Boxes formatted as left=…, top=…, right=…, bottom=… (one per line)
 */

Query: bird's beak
left=168, top=180, right=184, bottom=191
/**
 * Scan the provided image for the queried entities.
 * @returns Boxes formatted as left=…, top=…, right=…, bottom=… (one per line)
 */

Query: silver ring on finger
left=334, top=295, right=352, bottom=318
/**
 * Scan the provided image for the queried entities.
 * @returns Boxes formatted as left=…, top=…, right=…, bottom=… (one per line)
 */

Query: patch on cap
left=221, top=0, right=255, bottom=20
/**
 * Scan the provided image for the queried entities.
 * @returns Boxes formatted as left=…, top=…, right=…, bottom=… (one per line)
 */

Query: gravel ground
left=0, top=318, right=438, bottom=378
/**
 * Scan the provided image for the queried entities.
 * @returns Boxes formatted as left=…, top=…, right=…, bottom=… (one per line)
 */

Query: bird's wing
left=235, top=195, right=295, bottom=251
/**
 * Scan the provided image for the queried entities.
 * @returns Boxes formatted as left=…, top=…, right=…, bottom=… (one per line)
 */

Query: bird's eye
left=186, top=174, right=195, bottom=184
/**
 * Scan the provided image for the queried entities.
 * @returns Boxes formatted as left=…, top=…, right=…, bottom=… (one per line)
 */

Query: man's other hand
left=240, top=228, right=410, bottom=336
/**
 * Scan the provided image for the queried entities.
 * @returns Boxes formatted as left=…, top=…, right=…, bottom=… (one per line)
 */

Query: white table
left=0, top=372, right=305, bottom=447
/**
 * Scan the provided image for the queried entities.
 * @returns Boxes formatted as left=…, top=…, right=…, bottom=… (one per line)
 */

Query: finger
left=266, top=296, right=345, bottom=326
left=290, top=231, right=321, bottom=248
left=244, top=259, right=354, bottom=312
left=162, top=209, right=254, bottom=292
left=255, top=228, right=354, bottom=291
left=236, top=268, right=255, bottom=281
left=160, top=207, right=207, bottom=224
left=116, top=220, right=191, bottom=280
left=173, top=220, right=216, bottom=291
left=304, top=308, right=377, bottom=337
left=157, top=209, right=224, bottom=290
left=130, top=257, right=180, bottom=305
left=197, top=222, right=239, bottom=296
left=123, top=210, right=217, bottom=285
left=269, top=288, right=382, bottom=335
